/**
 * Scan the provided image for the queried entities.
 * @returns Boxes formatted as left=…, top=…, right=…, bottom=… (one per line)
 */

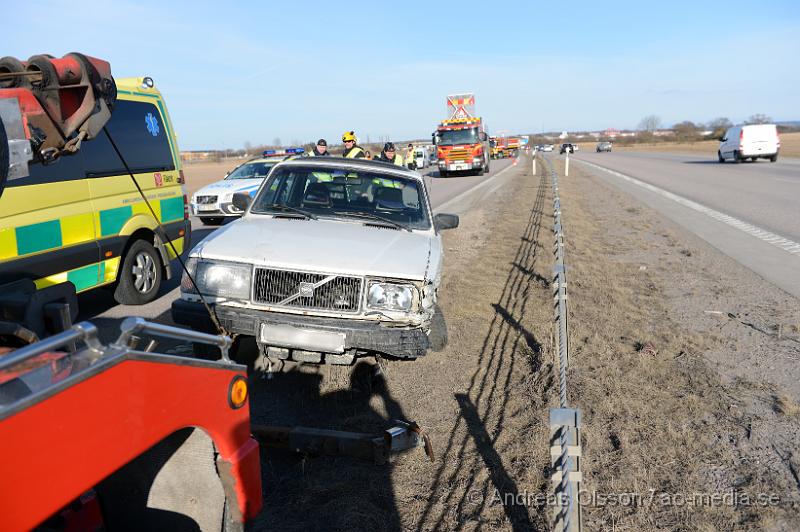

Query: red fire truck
left=433, top=94, right=490, bottom=177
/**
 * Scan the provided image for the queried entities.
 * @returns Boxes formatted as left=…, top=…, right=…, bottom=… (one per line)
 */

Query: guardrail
left=540, top=154, right=583, bottom=532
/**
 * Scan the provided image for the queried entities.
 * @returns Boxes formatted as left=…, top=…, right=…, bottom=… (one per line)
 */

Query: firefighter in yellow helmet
left=341, top=131, right=366, bottom=158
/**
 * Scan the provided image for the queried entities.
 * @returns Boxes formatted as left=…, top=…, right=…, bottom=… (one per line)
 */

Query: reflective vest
left=344, top=146, right=365, bottom=158
left=380, top=153, right=405, bottom=167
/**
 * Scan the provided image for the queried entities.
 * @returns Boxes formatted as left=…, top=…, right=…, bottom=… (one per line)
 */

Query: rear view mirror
left=232, top=192, right=252, bottom=212
left=720, top=137, right=727, bottom=142
left=479, top=132, right=488, bottom=142
left=434, top=213, right=459, bottom=231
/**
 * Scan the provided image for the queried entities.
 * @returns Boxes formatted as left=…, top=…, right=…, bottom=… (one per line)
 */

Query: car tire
left=200, top=217, right=224, bottom=226
left=718, top=151, right=725, bottom=163
left=114, top=239, right=163, bottom=305
left=439, top=170, right=448, bottom=178
left=733, top=150, right=741, bottom=164
left=769, top=154, right=778, bottom=162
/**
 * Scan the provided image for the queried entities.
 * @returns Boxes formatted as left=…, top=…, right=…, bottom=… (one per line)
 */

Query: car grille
left=253, top=268, right=363, bottom=313
left=446, top=149, right=470, bottom=161
left=196, top=195, right=217, bottom=204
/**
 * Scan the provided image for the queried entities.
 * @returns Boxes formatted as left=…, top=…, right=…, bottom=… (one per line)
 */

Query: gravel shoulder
left=552, top=156, right=800, bottom=531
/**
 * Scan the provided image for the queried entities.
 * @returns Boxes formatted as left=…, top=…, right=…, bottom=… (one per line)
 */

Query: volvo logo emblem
left=298, top=282, right=315, bottom=297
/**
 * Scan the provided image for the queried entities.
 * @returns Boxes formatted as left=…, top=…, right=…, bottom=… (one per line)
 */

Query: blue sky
left=4, top=0, right=798, bottom=149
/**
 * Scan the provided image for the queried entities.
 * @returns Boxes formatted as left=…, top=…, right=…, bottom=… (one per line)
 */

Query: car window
left=226, top=161, right=276, bottom=180
left=251, top=165, right=430, bottom=230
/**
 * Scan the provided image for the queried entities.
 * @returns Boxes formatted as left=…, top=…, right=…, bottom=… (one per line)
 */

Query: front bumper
left=192, top=202, right=243, bottom=217
left=171, top=299, right=430, bottom=360
left=439, top=160, right=484, bottom=171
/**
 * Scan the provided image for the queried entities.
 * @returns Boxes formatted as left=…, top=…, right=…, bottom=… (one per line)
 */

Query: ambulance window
left=9, top=150, right=86, bottom=187
left=84, top=100, right=175, bottom=177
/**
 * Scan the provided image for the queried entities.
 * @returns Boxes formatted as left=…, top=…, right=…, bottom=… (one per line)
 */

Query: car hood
left=194, top=178, right=263, bottom=198
left=193, top=216, right=434, bottom=280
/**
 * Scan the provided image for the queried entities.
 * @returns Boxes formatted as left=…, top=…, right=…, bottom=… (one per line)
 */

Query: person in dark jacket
left=307, top=138, right=330, bottom=157
left=375, top=142, right=405, bottom=166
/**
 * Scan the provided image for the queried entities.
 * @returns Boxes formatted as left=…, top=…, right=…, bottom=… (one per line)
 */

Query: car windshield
left=225, top=161, right=276, bottom=180
left=438, top=128, right=479, bottom=146
left=250, top=165, right=431, bottom=230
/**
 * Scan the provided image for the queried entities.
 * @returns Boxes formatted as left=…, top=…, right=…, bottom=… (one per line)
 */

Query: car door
left=721, top=127, right=736, bottom=158
left=0, top=151, right=101, bottom=291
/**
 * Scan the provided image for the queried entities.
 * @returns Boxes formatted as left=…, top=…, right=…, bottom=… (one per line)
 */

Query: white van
left=414, top=147, right=428, bottom=169
left=718, top=124, right=780, bottom=163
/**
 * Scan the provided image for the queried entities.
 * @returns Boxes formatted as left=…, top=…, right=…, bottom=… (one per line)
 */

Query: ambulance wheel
left=114, top=239, right=163, bottom=305
left=201, top=217, right=224, bottom=226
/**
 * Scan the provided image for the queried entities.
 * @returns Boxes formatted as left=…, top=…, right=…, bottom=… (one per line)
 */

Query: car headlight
left=181, top=259, right=251, bottom=299
left=367, top=282, right=415, bottom=312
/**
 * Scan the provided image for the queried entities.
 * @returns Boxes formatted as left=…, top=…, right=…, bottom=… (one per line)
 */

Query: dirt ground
left=551, top=157, right=800, bottom=531
left=235, top=153, right=800, bottom=531
left=575, top=131, right=800, bottom=158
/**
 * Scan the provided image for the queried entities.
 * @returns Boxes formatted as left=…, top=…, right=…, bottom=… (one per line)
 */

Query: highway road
left=77, top=156, right=521, bottom=342
left=570, top=150, right=800, bottom=298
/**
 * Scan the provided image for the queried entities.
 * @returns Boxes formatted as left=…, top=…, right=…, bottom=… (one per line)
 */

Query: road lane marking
left=576, top=159, right=800, bottom=258
left=433, top=160, right=518, bottom=214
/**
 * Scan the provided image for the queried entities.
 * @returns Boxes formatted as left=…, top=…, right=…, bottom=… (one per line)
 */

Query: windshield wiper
left=263, top=203, right=317, bottom=220
left=333, top=210, right=412, bottom=232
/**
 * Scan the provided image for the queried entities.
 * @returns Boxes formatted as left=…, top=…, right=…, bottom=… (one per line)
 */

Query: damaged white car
left=171, top=157, right=458, bottom=366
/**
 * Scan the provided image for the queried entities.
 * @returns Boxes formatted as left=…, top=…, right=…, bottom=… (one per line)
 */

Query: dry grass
left=586, top=132, right=800, bottom=158
left=551, top=157, right=799, bottom=530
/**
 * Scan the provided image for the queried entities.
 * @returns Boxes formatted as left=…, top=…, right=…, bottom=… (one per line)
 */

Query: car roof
left=275, top=156, right=424, bottom=182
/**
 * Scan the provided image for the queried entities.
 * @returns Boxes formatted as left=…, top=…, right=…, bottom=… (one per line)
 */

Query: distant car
left=572, top=144, right=579, bottom=152
left=191, top=149, right=303, bottom=225
left=596, top=142, right=612, bottom=152
left=559, top=143, right=574, bottom=154
left=542, top=144, right=554, bottom=152
left=718, top=124, right=779, bottom=163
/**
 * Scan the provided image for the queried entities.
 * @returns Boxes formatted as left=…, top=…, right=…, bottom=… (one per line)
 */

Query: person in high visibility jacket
left=307, top=138, right=330, bottom=157
left=342, top=130, right=366, bottom=158
left=375, top=142, right=405, bottom=167
left=405, top=143, right=417, bottom=170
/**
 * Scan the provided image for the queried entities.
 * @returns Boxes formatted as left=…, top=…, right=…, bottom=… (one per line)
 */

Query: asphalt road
left=569, top=150, right=800, bottom=298
left=77, top=156, right=520, bottom=342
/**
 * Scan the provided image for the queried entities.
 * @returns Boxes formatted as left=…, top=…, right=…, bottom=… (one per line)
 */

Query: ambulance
left=0, top=77, right=190, bottom=309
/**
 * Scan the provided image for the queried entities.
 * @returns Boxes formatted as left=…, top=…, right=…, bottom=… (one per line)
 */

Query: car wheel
left=769, top=154, right=778, bottom=162
left=733, top=150, right=741, bottom=164
left=200, top=217, right=224, bottom=226
left=439, top=170, right=448, bottom=178
left=718, top=151, right=725, bottom=163
left=114, top=239, right=163, bottom=305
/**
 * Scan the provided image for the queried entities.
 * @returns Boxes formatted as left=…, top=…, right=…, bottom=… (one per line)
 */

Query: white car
left=172, top=157, right=459, bottom=366
left=543, top=144, right=554, bottom=152
left=718, top=124, right=780, bottom=163
left=191, top=149, right=304, bottom=225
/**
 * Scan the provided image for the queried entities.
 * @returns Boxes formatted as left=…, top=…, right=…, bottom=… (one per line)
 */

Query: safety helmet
left=342, top=131, right=357, bottom=142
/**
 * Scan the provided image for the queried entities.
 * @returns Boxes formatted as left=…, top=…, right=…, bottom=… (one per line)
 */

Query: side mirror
left=719, top=137, right=727, bottom=142
left=232, top=192, right=252, bottom=212
left=479, top=132, right=488, bottom=142
left=434, top=213, right=459, bottom=231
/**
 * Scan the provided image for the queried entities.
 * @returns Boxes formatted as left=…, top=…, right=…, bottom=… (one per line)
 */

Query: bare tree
left=673, top=121, right=700, bottom=142
left=638, top=115, right=662, bottom=132
left=243, top=141, right=252, bottom=156
left=708, top=117, right=732, bottom=138
left=746, top=114, right=772, bottom=125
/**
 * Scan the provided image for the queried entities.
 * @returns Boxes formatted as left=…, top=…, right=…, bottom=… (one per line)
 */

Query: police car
left=191, top=148, right=304, bottom=225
